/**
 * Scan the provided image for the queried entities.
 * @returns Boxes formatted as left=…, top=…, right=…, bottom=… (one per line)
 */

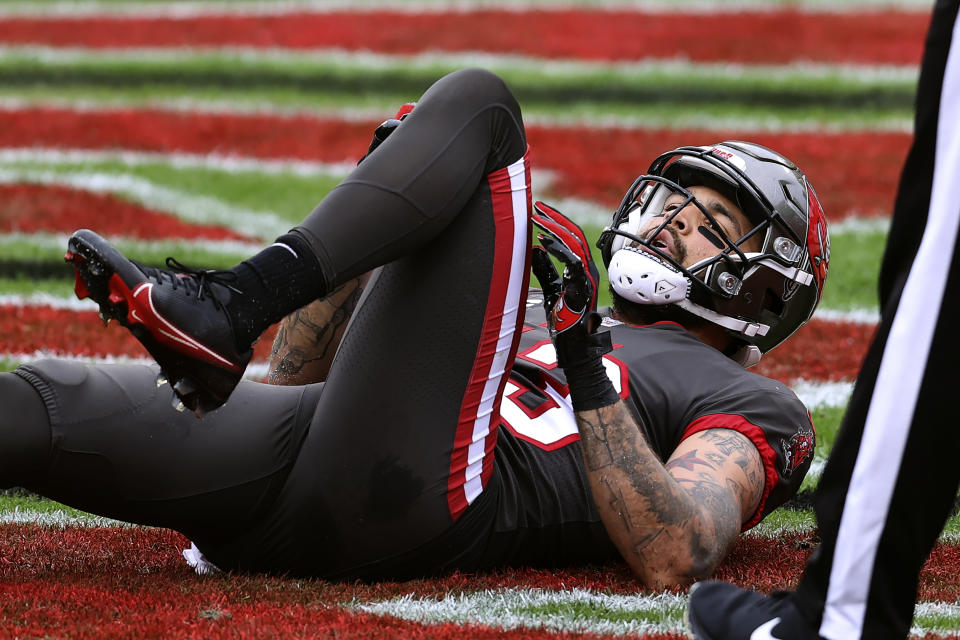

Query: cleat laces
left=136, top=258, right=244, bottom=308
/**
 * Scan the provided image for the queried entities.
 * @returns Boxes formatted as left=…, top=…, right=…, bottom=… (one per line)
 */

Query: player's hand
left=357, top=103, right=416, bottom=164
left=531, top=201, right=611, bottom=370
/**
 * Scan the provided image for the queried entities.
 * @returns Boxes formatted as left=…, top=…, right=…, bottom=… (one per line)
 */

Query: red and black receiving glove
left=357, top=102, right=417, bottom=165
left=531, top=201, right=619, bottom=412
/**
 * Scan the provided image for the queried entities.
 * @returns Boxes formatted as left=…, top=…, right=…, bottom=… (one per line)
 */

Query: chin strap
left=607, top=246, right=771, bottom=339
left=674, top=299, right=769, bottom=338
left=607, top=247, right=690, bottom=304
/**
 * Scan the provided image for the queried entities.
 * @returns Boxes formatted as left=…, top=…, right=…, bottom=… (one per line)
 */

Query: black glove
left=357, top=103, right=416, bottom=165
left=531, top=201, right=619, bottom=412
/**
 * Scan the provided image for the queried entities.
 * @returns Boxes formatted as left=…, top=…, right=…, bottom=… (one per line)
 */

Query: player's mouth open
left=644, top=229, right=677, bottom=260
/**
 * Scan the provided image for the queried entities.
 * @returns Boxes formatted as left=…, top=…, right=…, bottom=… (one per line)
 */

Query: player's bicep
left=665, top=428, right=764, bottom=527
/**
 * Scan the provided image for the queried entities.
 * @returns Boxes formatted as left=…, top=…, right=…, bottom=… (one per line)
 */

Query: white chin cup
left=608, top=248, right=690, bottom=305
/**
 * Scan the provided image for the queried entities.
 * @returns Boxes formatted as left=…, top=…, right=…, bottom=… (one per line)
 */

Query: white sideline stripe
left=0, top=95, right=913, bottom=135
left=355, top=589, right=689, bottom=636
left=822, top=15, right=960, bottom=640
left=791, top=380, right=853, bottom=411
left=354, top=588, right=960, bottom=638
left=0, top=168, right=290, bottom=241
left=0, top=46, right=919, bottom=82
left=0, top=147, right=356, bottom=178
left=829, top=216, right=891, bottom=234
left=0, top=152, right=549, bottom=231
left=0, top=507, right=131, bottom=528
left=0, top=0, right=935, bottom=18
left=0, top=149, right=892, bottom=236
left=0, top=231, right=262, bottom=256
left=0, top=293, right=99, bottom=311
left=813, top=308, right=880, bottom=325
left=1, top=351, right=271, bottom=381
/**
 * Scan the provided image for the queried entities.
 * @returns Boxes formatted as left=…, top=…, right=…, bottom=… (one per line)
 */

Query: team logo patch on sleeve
left=781, top=425, right=815, bottom=478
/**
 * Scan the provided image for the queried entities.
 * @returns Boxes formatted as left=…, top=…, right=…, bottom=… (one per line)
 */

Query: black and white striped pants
left=795, top=2, right=960, bottom=638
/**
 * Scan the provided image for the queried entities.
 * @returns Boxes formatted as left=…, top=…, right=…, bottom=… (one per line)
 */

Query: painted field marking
left=355, top=588, right=689, bottom=636
left=0, top=45, right=920, bottom=82
left=0, top=351, right=272, bottom=381
left=0, top=231, right=262, bottom=257
left=0, top=94, right=914, bottom=135
left=0, top=147, right=357, bottom=177
left=0, top=168, right=292, bottom=241
left=0, top=0, right=936, bottom=18
left=353, top=588, right=960, bottom=638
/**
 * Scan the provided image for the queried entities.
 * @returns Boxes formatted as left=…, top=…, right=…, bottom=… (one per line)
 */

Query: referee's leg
left=794, top=2, right=960, bottom=637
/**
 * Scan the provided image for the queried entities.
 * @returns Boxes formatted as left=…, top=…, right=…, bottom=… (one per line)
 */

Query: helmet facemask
left=598, top=143, right=827, bottom=365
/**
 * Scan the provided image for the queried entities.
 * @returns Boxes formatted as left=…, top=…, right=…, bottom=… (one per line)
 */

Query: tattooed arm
left=267, top=273, right=370, bottom=385
left=576, top=401, right=764, bottom=589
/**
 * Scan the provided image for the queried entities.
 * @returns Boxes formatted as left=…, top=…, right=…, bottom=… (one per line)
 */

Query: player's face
left=635, top=185, right=761, bottom=268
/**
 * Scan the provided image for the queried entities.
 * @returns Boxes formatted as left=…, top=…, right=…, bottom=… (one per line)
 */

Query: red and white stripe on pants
left=447, top=150, right=532, bottom=521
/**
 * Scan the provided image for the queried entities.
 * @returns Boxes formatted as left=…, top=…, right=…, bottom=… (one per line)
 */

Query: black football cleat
left=65, top=229, right=252, bottom=416
left=686, top=582, right=823, bottom=640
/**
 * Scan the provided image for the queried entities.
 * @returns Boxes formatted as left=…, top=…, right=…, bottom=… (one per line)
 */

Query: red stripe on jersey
left=680, top=413, right=780, bottom=531
left=447, top=150, right=531, bottom=521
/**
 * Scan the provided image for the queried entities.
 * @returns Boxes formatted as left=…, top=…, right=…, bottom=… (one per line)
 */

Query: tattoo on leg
left=267, top=277, right=366, bottom=384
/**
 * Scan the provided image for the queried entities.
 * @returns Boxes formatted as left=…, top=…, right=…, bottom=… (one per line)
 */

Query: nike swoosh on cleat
left=128, top=281, right=240, bottom=370
left=750, top=618, right=784, bottom=640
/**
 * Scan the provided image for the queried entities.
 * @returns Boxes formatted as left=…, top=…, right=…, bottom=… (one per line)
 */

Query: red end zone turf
left=3, top=525, right=959, bottom=638
left=0, top=107, right=911, bottom=219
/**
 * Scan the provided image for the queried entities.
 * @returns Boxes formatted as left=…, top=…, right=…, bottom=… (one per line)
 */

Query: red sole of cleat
left=65, top=251, right=92, bottom=300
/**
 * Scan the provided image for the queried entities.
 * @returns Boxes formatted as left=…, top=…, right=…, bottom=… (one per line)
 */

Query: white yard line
left=0, top=147, right=356, bottom=178
left=355, top=589, right=689, bottom=637
left=0, top=45, right=919, bottom=82
left=813, top=308, right=881, bottom=325
left=0, top=46, right=918, bottom=134
left=0, top=95, right=915, bottom=134
left=0, top=231, right=263, bottom=256
left=0, top=507, right=131, bottom=528
left=791, top=379, right=854, bottom=410
left=0, top=168, right=292, bottom=241
left=1, top=351, right=271, bottom=381
left=0, top=0, right=936, bottom=18
left=354, top=588, right=960, bottom=638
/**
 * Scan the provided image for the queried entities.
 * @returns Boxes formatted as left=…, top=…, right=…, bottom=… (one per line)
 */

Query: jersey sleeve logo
left=781, top=424, right=815, bottom=478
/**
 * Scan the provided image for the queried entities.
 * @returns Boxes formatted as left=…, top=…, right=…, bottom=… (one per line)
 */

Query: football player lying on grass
left=6, top=69, right=826, bottom=588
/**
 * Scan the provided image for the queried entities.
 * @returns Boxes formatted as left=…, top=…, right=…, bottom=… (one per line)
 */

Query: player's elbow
left=631, top=564, right=696, bottom=590
left=626, top=537, right=726, bottom=590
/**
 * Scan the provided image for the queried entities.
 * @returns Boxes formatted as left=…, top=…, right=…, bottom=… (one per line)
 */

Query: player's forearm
left=267, top=274, right=369, bottom=385
left=575, top=401, right=733, bottom=588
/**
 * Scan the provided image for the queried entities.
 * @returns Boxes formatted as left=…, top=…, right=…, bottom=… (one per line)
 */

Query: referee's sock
left=227, top=232, right=327, bottom=347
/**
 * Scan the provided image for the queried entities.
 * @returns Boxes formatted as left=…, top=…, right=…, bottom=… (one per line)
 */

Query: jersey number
left=500, top=340, right=628, bottom=451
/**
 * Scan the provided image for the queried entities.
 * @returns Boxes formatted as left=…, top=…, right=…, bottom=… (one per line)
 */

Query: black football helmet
left=597, top=141, right=830, bottom=367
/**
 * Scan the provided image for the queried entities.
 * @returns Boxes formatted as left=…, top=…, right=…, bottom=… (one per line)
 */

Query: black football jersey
left=482, top=291, right=815, bottom=568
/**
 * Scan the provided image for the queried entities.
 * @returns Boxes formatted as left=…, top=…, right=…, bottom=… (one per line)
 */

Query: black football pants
left=2, top=68, right=532, bottom=579
left=792, top=2, right=960, bottom=638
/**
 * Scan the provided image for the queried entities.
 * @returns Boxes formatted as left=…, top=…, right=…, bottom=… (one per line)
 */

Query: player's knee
left=428, top=68, right=523, bottom=127
left=445, top=68, right=516, bottom=103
